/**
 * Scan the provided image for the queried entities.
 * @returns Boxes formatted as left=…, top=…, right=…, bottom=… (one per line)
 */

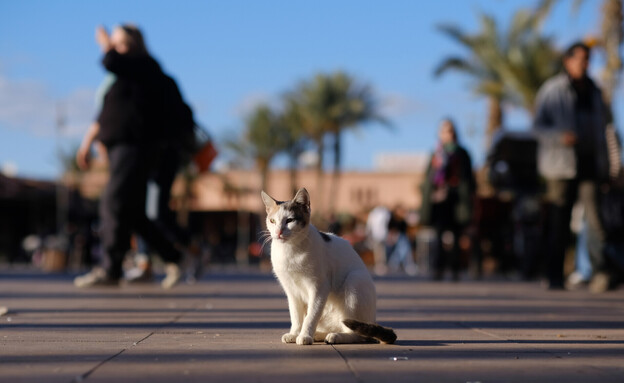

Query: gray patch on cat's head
left=292, top=188, right=310, bottom=210
left=282, top=188, right=311, bottom=227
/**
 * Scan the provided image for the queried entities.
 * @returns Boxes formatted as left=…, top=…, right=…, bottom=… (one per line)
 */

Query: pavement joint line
left=465, top=325, right=508, bottom=341
left=458, top=322, right=556, bottom=355
left=331, top=345, right=362, bottom=383
left=71, top=301, right=202, bottom=382
left=70, top=348, right=125, bottom=383
left=69, top=329, right=157, bottom=381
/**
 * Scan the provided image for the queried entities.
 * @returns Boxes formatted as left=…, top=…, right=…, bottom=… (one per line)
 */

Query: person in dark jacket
left=74, top=25, right=184, bottom=289
left=420, top=118, right=475, bottom=281
left=533, top=41, right=611, bottom=292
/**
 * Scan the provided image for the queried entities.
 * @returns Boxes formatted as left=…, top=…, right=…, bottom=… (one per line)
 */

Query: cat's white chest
left=271, top=240, right=322, bottom=293
left=271, top=245, right=309, bottom=274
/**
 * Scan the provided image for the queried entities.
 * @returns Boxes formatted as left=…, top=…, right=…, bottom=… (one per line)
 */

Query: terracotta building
left=172, top=168, right=426, bottom=216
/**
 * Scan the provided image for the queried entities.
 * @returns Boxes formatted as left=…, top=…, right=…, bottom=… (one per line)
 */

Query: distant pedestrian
left=366, top=205, right=391, bottom=275
left=386, top=205, right=418, bottom=276
left=74, top=25, right=185, bottom=289
left=533, top=41, right=611, bottom=292
left=420, top=118, right=475, bottom=281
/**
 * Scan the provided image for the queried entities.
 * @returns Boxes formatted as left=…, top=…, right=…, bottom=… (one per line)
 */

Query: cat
left=261, top=188, right=396, bottom=345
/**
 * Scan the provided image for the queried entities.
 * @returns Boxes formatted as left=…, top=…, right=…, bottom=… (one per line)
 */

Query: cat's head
left=261, top=188, right=311, bottom=243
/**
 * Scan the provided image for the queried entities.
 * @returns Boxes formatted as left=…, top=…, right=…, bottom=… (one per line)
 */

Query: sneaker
left=74, top=267, right=119, bottom=288
left=125, top=257, right=154, bottom=284
left=565, top=271, right=589, bottom=291
left=405, top=264, right=419, bottom=277
left=589, top=272, right=612, bottom=294
left=125, top=266, right=154, bottom=283
left=161, top=263, right=183, bottom=289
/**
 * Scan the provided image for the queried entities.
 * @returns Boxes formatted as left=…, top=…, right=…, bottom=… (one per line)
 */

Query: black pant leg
left=153, top=149, right=190, bottom=246
left=544, top=179, right=577, bottom=288
left=99, top=144, right=146, bottom=279
left=100, top=144, right=181, bottom=277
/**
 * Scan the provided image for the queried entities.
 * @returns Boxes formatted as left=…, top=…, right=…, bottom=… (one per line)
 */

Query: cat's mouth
left=275, top=233, right=289, bottom=242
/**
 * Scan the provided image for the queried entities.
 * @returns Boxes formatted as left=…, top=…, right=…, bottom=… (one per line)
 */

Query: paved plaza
left=1, top=268, right=623, bottom=382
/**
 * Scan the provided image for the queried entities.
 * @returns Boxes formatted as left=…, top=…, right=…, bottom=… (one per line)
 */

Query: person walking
left=74, top=25, right=185, bottom=289
left=386, top=205, right=418, bottom=276
left=533, top=41, right=611, bottom=291
left=420, top=118, right=475, bottom=281
left=366, top=205, right=391, bottom=275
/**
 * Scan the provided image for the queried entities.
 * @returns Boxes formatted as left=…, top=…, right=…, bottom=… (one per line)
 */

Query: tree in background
left=280, top=94, right=309, bottom=197
left=599, top=0, right=623, bottom=110
left=290, top=72, right=388, bottom=213
left=435, top=0, right=559, bottom=149
left=225, top=104, right=287, bottom=194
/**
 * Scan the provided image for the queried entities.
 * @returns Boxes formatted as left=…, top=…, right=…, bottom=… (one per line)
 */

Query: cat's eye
left=270, top=218, right=276, bottom=224
left=285, top=218, right=294, bottom=224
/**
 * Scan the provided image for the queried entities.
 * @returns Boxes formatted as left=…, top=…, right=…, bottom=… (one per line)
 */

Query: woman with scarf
left=420, top=119, right=475, bottom=281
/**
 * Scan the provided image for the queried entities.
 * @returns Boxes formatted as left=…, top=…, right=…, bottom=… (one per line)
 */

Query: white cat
left=261, top=188, right=396, bottom=345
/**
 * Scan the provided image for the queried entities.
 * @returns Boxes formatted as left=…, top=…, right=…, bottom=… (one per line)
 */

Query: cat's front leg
left=297, top=287, right=329, bottom=345
left=282, top=294, right=305, bottom=344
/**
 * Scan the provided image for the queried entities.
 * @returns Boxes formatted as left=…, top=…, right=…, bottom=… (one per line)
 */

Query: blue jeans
left=575, top=224, right=593, bottom=280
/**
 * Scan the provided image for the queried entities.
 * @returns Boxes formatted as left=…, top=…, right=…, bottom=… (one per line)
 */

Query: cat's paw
left=281, top=333, right=297, bottom=343
left=296, top=335, right=313, bottom=345
left=324, top=333, right=339, bottom=344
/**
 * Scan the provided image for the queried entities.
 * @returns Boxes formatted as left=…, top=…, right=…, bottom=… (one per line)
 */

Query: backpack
left=161, top=75, right=194, bottom=147
left=162, top=75, right=217, bottom=172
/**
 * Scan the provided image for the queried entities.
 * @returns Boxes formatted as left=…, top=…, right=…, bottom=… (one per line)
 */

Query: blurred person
left=533, top=41, right=611, bottom=291
left=386, top=205, right=418, bottom=276
left=327, top=213, right=343, bottom=236
left=79, top=28, right=194, bottom=284
left=341, top=215, right=370, bottom=262
left=420, top=118, right=475, bottom=281
left=366, top=205, right=391, bottom=275
left=74, top=24, right=186, bottom=289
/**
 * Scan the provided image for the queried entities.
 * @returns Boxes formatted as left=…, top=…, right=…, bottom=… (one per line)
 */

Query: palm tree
left=291, top=72, right=388, bottom=213
left=226, top=104, right=287, bottom=194
left=288, top=77, right=332, bottom=213
left=435, top=0, right=559, bottom=148
left=324, top=72, right=388, bottom=179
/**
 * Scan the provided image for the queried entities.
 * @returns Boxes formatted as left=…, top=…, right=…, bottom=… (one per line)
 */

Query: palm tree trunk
left=259, top=159, right=270, bottom=195
left=289, top=147, right=299, bottom=196
left=485, top=96, right=503, bottom=150
left=329, top=131, right=342, bottom=214
left=315, top=137, right=325, bottom=215
left=600, top=0, right=623, bottom=110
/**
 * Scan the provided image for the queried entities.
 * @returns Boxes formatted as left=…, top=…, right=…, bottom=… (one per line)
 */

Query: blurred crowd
left=8, top=28, right=623, bottom=294
left=327, top=41, right=624, bottom=293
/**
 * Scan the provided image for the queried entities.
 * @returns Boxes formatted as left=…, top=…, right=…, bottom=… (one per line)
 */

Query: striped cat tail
left=343, top=319, right=397, bottom=344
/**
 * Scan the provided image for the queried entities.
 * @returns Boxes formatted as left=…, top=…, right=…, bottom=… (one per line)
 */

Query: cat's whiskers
left=258, top=230, right=272, bottom=255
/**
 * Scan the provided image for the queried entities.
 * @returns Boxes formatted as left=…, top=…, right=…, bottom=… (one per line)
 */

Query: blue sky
left=0, top=0, right=615, bottom=180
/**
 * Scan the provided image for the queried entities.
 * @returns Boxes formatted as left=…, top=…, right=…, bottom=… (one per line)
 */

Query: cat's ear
left=293, top=188, right=310, bottom=212
left=261, top=191, right=278, bottom=213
